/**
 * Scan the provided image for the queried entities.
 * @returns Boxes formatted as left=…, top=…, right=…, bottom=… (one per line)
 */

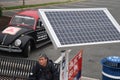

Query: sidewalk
left=0, top=0, right=68, bottom=7
left=81, top=76, right=100, bottom=80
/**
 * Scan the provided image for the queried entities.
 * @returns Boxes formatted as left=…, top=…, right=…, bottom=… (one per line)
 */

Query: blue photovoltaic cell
left=44, top=10, right=120, bottom=45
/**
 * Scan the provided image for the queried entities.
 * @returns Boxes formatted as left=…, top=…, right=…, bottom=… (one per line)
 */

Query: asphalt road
left=2, top=0, right=120, bottom=79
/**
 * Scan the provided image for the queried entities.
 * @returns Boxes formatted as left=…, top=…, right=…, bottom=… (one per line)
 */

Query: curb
left=81, top=76, right=100, bottom=80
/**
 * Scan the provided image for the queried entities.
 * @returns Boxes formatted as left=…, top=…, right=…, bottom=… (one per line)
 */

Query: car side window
left=37, top=19, right=44, bottom=29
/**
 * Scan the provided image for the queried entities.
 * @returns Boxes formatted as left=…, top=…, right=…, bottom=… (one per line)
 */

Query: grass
left=2, top=0, right=79, bottom=10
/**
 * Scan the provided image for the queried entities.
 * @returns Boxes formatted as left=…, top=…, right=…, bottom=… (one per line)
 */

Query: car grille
left=0, top=45, right=22, bottom=52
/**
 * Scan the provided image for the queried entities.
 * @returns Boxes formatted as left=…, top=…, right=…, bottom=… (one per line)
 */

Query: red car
left=0, top=10, right=50, bottom=57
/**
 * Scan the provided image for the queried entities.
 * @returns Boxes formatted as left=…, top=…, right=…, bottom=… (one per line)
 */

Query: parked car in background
left=0, top=10, right=50, bottom=57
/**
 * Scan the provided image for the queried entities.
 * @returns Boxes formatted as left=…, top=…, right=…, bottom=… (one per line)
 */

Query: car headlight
left=15, top=39, right=21, bottom=47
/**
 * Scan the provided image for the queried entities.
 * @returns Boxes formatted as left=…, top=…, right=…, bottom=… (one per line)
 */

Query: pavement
left=81, top=77, right=99, bottom=80
left=0, top=0, right=70, bottom=7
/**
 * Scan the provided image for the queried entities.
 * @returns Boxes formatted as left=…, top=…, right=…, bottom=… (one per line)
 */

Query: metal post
left=60, top=49, right=71, bottom=80
left=23, top=0, right=25, bottom=6
left=0, top=5, right=2, bottom=17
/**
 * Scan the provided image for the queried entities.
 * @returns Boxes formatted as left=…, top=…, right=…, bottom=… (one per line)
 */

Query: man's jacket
left=28, top=60, right=59, bottom=80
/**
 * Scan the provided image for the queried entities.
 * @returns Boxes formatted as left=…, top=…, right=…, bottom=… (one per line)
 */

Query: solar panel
left=38, top=8, right=120, bottom=49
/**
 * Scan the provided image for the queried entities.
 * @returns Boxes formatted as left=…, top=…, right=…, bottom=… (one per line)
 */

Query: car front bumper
left=0, top=45, right=22, bottom=53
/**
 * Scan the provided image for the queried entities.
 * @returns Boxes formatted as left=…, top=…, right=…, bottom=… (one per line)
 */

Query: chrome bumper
left=0, top=45, right=22, bottom=52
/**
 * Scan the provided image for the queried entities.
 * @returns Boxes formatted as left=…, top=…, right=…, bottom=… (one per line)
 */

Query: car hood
left=0, top=26, right=33, bottom=45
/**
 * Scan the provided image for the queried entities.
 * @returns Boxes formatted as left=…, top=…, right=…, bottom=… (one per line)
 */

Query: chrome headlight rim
left=14, top=39, right=22, bottom=47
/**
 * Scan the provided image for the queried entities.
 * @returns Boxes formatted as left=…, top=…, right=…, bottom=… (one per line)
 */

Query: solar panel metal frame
left=38, top=8, right=120, bottom=49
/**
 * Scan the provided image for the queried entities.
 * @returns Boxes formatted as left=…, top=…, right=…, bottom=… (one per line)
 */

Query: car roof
left=17, top=10, right=39, bottom=20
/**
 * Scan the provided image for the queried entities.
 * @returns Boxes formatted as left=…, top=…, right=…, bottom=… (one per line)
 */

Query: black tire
left=23, top=41, right=31, bottom=57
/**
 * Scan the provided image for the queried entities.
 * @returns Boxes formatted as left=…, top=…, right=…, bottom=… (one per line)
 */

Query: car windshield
left=10, top=15, right=35, bottom=27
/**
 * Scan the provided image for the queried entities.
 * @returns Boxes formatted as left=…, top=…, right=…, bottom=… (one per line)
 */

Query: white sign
left=60, top=50, right=71, bottom=80
left=2, top=26, right=21, bottom=35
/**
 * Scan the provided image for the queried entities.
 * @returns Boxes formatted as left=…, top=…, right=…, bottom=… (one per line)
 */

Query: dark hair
left=39, top=53, right=48, bottom=59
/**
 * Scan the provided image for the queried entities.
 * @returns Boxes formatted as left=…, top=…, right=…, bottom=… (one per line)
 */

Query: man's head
left=38, top=53, right=48, bottom=67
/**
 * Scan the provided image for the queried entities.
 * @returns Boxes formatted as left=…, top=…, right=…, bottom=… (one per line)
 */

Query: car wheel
left=23, top=41, right=31, bottom=57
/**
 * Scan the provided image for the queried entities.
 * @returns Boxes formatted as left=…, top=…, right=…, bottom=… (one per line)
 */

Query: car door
left=35, top=19, right=48, bottom=42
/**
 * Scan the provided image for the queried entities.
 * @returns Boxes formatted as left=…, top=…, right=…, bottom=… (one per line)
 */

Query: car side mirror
left=40, top=21, right=44, bottom=27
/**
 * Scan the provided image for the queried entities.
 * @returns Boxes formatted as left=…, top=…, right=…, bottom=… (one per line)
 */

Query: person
left=28, top=53, right=59, bottom=80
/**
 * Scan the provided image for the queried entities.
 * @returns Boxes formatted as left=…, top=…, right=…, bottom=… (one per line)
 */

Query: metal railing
left=0, top=56, right=60, bottom=80
left=0, top=56, right=36, bottom=79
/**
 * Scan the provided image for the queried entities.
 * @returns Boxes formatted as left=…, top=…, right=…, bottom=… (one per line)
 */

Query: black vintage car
left=0, top=10, right=50, bottom=57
